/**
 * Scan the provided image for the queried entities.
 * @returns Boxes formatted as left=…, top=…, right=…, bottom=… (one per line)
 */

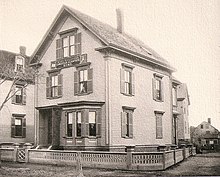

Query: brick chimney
left=208, top=118, right=211, bottom=124
left=19, top=46, right=26, bottom=56
left=116, top=8, right=124, bottom=33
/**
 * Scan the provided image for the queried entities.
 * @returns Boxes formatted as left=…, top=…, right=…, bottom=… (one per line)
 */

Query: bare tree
left=0, top=54, right=36, bottom=112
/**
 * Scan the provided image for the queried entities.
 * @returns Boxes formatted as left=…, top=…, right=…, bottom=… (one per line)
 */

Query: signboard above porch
left=51, top=54, right=87, bottom=69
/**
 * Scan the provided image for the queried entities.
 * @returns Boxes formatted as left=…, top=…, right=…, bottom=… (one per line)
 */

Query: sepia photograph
left=0, top=0, right=220, bottom=176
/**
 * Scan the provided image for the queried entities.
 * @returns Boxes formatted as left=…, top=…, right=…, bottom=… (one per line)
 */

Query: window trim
left=120, top=65, right=135, bottom=96
left=121, top=108, right=134, bottom=139
left=11, top=115, right=26, bottom=138
left=155, top=111, right=164, bottom=139
left=153, top=73, right=164, bottom=102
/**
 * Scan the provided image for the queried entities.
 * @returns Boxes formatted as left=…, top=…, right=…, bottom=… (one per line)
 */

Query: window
left=201, top=125, right=204, bottom=129
left=121, top=108, right=134, bottom=138
left=12, top=85, right=26, bottom=105
left=74, top=67, right=93, bottom=95
left=46, top=74, right=63, bottom=98
left=172, top=86, right=177, bottom=106
left=89, top=111, right=96, bottom=136
left=15, top=56, right=25, bottom=72
left=153, top=74, right=164, bottom=101
left=120, top=65, right=135, bottom=96
left=67, top=112, right=73, bottom=137
left=56, top=33, right=81, bottom=59
left=155, top=111, right=164, bottom=139
left=76, top=112, right=82, bottom=137
left=11, top=115, right=26, bottom=138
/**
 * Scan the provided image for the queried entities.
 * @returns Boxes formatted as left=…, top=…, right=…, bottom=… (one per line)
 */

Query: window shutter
left=22, top=117, right=26, bottom=138
left=46, top=76, right=51, bottom=98
left=58, top=74, right=63, bottom=97
left=131, top=73, right=135, bottom=96
left=83, top=110, right=89, bottom=137
left=152, top=78, right=156, bottom=100
left=96, top=110, right=101, bottom=137
left=129, top=112, right=133, bottom=138
left=74, top=71, right=78, bottom=95
left=161, top=80, right=164, bottom=102
left=11, top=117, right=15, bottom=138
left=87, top=68, right=93, bottom=93
left=11, top=85, right=16, bottom=104
left=63, top=112, right=67, bottom=137
left=121, top=112, right=126, bottom=138
left=120, top=69, right=125, bottom=94
left=56, top=39, right=63, bottom=59
left=22, top=87, right=26, bottom=105
left=75, top=33, right=81, bottom=55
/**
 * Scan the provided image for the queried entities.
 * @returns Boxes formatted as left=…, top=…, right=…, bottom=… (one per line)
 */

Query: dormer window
left=15, top=56, right=25, bottom=72
left=56, top=31, right=81, bottom=59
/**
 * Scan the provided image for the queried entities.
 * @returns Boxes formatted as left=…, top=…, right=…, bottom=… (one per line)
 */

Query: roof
left=30, top=5, right=175, bottom=72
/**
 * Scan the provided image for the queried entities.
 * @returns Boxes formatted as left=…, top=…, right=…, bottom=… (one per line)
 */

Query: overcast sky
left=1, top=0, right=220, bottom=130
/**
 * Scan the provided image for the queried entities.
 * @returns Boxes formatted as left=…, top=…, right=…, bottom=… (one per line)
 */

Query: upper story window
left=121, top=107, right=135, bottom=138
left=12, top=85, right=26, bottom=105
left=172, top=86, right=177, bottom=106
left=120, top=64, right=135, bottom=96
left=15, top=56, right=25, bottom=72
left=153, top=74, right=164, bottom=102
left=201, top=124, right=203, bottom=129
left=56, top=31, right=81, bottom=60
left=11, top=114, right=26, bottom=138
left=74, top=65, right=93, bottom=95
left=46, top=73, right=63, bottom=99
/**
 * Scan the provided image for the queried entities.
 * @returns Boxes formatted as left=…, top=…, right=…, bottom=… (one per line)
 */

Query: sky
left=0, top=0, right=220, bottom=130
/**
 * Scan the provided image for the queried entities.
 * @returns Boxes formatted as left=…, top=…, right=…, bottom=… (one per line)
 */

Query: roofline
left=30, top=5, right=109, bottom=64
left=95, top=45, right=176, bottom=72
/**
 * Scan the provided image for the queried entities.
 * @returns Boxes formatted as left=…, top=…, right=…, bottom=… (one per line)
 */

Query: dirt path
left=0, top=153, right=219, bottom=176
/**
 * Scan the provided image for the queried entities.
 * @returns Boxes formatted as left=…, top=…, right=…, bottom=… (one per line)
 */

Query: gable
left=30, top=5, right=175, bottom=72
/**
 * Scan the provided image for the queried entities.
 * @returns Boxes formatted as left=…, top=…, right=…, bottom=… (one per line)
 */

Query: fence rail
left=1, top=145, right=196, bottom=171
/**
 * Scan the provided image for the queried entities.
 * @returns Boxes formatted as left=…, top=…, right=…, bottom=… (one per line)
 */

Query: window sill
left=154, top=99, right=164, bottom=102
left=121, top=93, right=134, bottom=97
left=47, top=96, right=62, bottom=99
left=122, top=136, right=133, bottom=139
left=75, top=92, right=92, bottom=96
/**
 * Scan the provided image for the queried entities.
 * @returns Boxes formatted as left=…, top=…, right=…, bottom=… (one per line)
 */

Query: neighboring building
left=30, top=5, right=178, bottom=151
left=172, top=79, right=190, bottom=145
left=0, top=47, right=35, bottom=144
left=191, top=118, right=220, bottom=151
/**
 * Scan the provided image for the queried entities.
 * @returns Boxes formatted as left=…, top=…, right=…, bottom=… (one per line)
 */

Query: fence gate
left=17, top=148, right=26, bottom=162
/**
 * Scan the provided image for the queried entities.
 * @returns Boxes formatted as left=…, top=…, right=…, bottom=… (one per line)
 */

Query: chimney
left=208, top=118, right=211, bottom=124
left=19, top=46, right=26, bottom=56
left=116, top=8, right=124, bottom=33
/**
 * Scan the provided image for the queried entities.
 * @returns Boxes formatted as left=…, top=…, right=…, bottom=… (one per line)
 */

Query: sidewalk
left=0, top=153, right=220, bottom=176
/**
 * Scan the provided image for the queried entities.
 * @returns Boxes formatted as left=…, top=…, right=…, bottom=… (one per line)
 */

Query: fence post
left=126, top=145, right=135, bottom=170
left=171, top=145, right=177, bottom=164
left=181, top=144, right=186, bottom=159
left=162, top=152, right=166, bottom=170
left=13, top=143, right=20, bottom=162
left=24, top=143, right=32, bottom=163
